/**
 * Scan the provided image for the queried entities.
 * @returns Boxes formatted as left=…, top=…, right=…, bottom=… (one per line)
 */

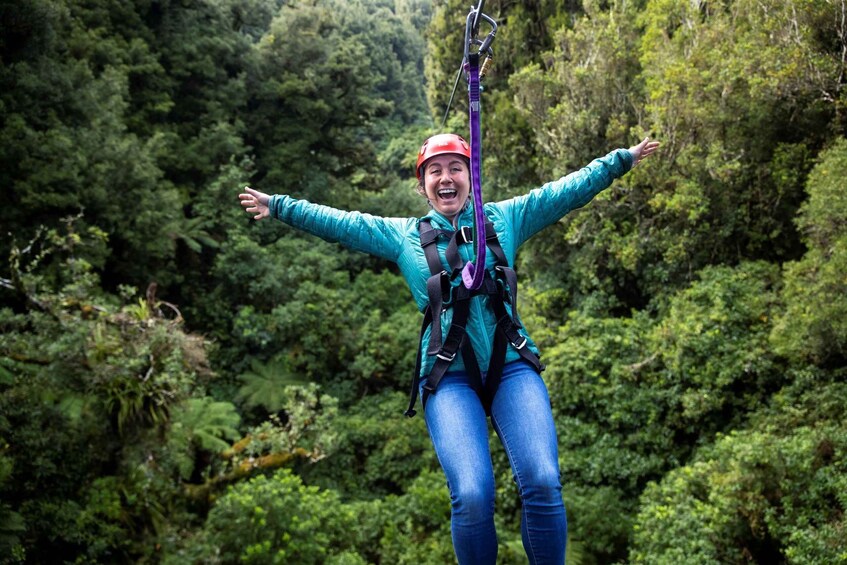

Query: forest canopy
left=1, top=0, right=846, bottom=563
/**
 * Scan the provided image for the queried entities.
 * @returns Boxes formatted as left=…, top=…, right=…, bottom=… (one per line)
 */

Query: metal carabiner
left=463, top=9, right=497, bottom=64
left=438, top=2, right=498, bottom=128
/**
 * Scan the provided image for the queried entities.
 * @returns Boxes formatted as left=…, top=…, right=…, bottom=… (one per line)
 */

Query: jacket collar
left=422, top=199, right=474, bottom=230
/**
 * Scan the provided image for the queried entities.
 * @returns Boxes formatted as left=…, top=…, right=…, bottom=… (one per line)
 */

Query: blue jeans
left=422, top=360, right=567, bottom=564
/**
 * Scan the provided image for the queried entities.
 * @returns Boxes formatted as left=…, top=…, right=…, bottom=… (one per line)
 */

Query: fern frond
left=174, top=397, right=241, bottom=453
left=236, top=355, right=308, bottom=412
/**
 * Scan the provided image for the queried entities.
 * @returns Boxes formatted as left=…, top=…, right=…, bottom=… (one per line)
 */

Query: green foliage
left=345, top=270, right=420, bottom=390
left=370, top=469, right=456, bottom=564
left=0, top=220, right=226, bottom=562
left=632, top=0, right=836, bottom=282
left=562, top=485, right=633, bottom=564
left=0, top=502, right=26, bottom=563
left=503, top=0, right=843, bottom=314
left=70, top=476, right=135, bottom=562
left=178, top=468, right=357, bottom=564
left=210, top=232, right=419, bottom=402
left=235, top=384, right=340, bottom=462
left=90, top=307, right=209, bottom=434
left=510, top=0, right=642, bottom=173
left=299, top=391, right=435, bottom=497
left=771, top=137, right=847, bottom=364
left=631, top=400, right=847, bottom=563
left=5, top=0, right=847, bottom=562
left=246, top=0, right=427, bottom=203
left=629, top=360, right=847, bottom=563
left=169, top=466, right=459, bottom=565
left=531, top=260, right=785, bottom=562
left=236, top=356, right=308, bottom=414
left=647, top=261, right=782, bottom=429
left=166, top=397, right=241, bottom=480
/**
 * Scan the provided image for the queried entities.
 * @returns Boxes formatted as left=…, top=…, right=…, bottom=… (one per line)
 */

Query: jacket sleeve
left=268, top=195, right=409, bottom=262
left=495, top=148, right=633, bottom=247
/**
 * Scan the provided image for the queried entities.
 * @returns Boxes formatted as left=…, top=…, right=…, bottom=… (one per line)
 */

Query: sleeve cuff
left=268, top=194, right=281, bottom=219
left=623, top=147, right=635, bottom=172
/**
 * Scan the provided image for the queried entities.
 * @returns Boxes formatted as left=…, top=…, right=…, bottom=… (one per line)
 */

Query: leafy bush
left=175, top=468, right=357, bottom=564
left=771, top=138, right=847, bottom=364
left=631, top=375, right=847, bottom=564
left=298, top=390, right=435, bottom=497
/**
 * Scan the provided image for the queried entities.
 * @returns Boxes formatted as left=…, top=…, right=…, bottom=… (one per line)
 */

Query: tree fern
left=0, top=503, right=25, bottom=559
left=235, top=355, right=308, bottom=413
left=172, top=397, right=241, bottom=454
left=165, top=397, right=241, bottom=481
left=172, top=216, right=220, bottom=254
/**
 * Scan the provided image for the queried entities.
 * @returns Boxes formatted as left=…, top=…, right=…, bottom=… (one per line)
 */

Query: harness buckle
left=512, top=336, right=527, bottom=350
left=457, top=225, right=472, bottom=243
left=437, top=350, right=457, bottom=362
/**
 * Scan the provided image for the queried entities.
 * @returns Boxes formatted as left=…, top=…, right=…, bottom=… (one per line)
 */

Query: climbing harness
left=403, top=218, right=543, bottom=418
left=405, top=2, right=542, bottom=418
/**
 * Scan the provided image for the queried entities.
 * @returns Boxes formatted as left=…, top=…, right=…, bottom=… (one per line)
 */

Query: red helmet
left=416, top=133, right=470, bottom=181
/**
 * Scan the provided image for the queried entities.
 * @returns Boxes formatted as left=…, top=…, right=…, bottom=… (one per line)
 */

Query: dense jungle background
left=1, top=0, right=846, bottom=563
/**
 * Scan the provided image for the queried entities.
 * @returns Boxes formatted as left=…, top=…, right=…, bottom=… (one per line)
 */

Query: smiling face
left=419, top=154, right=470, bottom=222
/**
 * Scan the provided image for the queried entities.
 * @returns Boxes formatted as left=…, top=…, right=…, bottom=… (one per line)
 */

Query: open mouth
left=437, top=188, right=458, bottom=201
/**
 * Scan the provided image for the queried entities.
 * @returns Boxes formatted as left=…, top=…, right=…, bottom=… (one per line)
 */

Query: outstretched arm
left=496, top=137, right=660, bottom=246
left=237, top=187, right=410, bottom=262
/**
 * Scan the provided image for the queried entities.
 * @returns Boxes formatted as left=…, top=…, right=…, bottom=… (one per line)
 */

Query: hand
left=239, top=187, right=271, bottom=220
left=628, top=137, right=660, bottom=167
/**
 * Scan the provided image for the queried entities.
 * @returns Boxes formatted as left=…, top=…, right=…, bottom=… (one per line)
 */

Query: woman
left=239, top=133, right=658, bottom=564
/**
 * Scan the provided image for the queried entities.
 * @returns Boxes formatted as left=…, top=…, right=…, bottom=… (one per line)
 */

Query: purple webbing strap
left=461, top=53, right=486, bottom=290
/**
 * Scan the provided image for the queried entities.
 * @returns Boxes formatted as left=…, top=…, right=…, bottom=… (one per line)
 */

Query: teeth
left=438, top=189, right=457, bottom=197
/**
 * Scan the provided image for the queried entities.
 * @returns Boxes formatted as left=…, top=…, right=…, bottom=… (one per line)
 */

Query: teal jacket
left=268, top=148, right=633, bottom=379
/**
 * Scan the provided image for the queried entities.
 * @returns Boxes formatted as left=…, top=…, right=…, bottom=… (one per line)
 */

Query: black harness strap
left=404, top=306, right=432, bottom=418
left=425, top=272, right=448, bottom=354
left=419, top=221, right=450, bottom=275
left=483, top=287, right=543, bottom=405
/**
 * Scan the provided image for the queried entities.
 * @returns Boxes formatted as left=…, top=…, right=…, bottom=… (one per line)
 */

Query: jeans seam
left=491, top=412, right=540, bottom=564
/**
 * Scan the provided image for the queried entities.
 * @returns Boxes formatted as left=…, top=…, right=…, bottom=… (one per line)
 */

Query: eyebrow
left=428, top=160, right=465, bottom=170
